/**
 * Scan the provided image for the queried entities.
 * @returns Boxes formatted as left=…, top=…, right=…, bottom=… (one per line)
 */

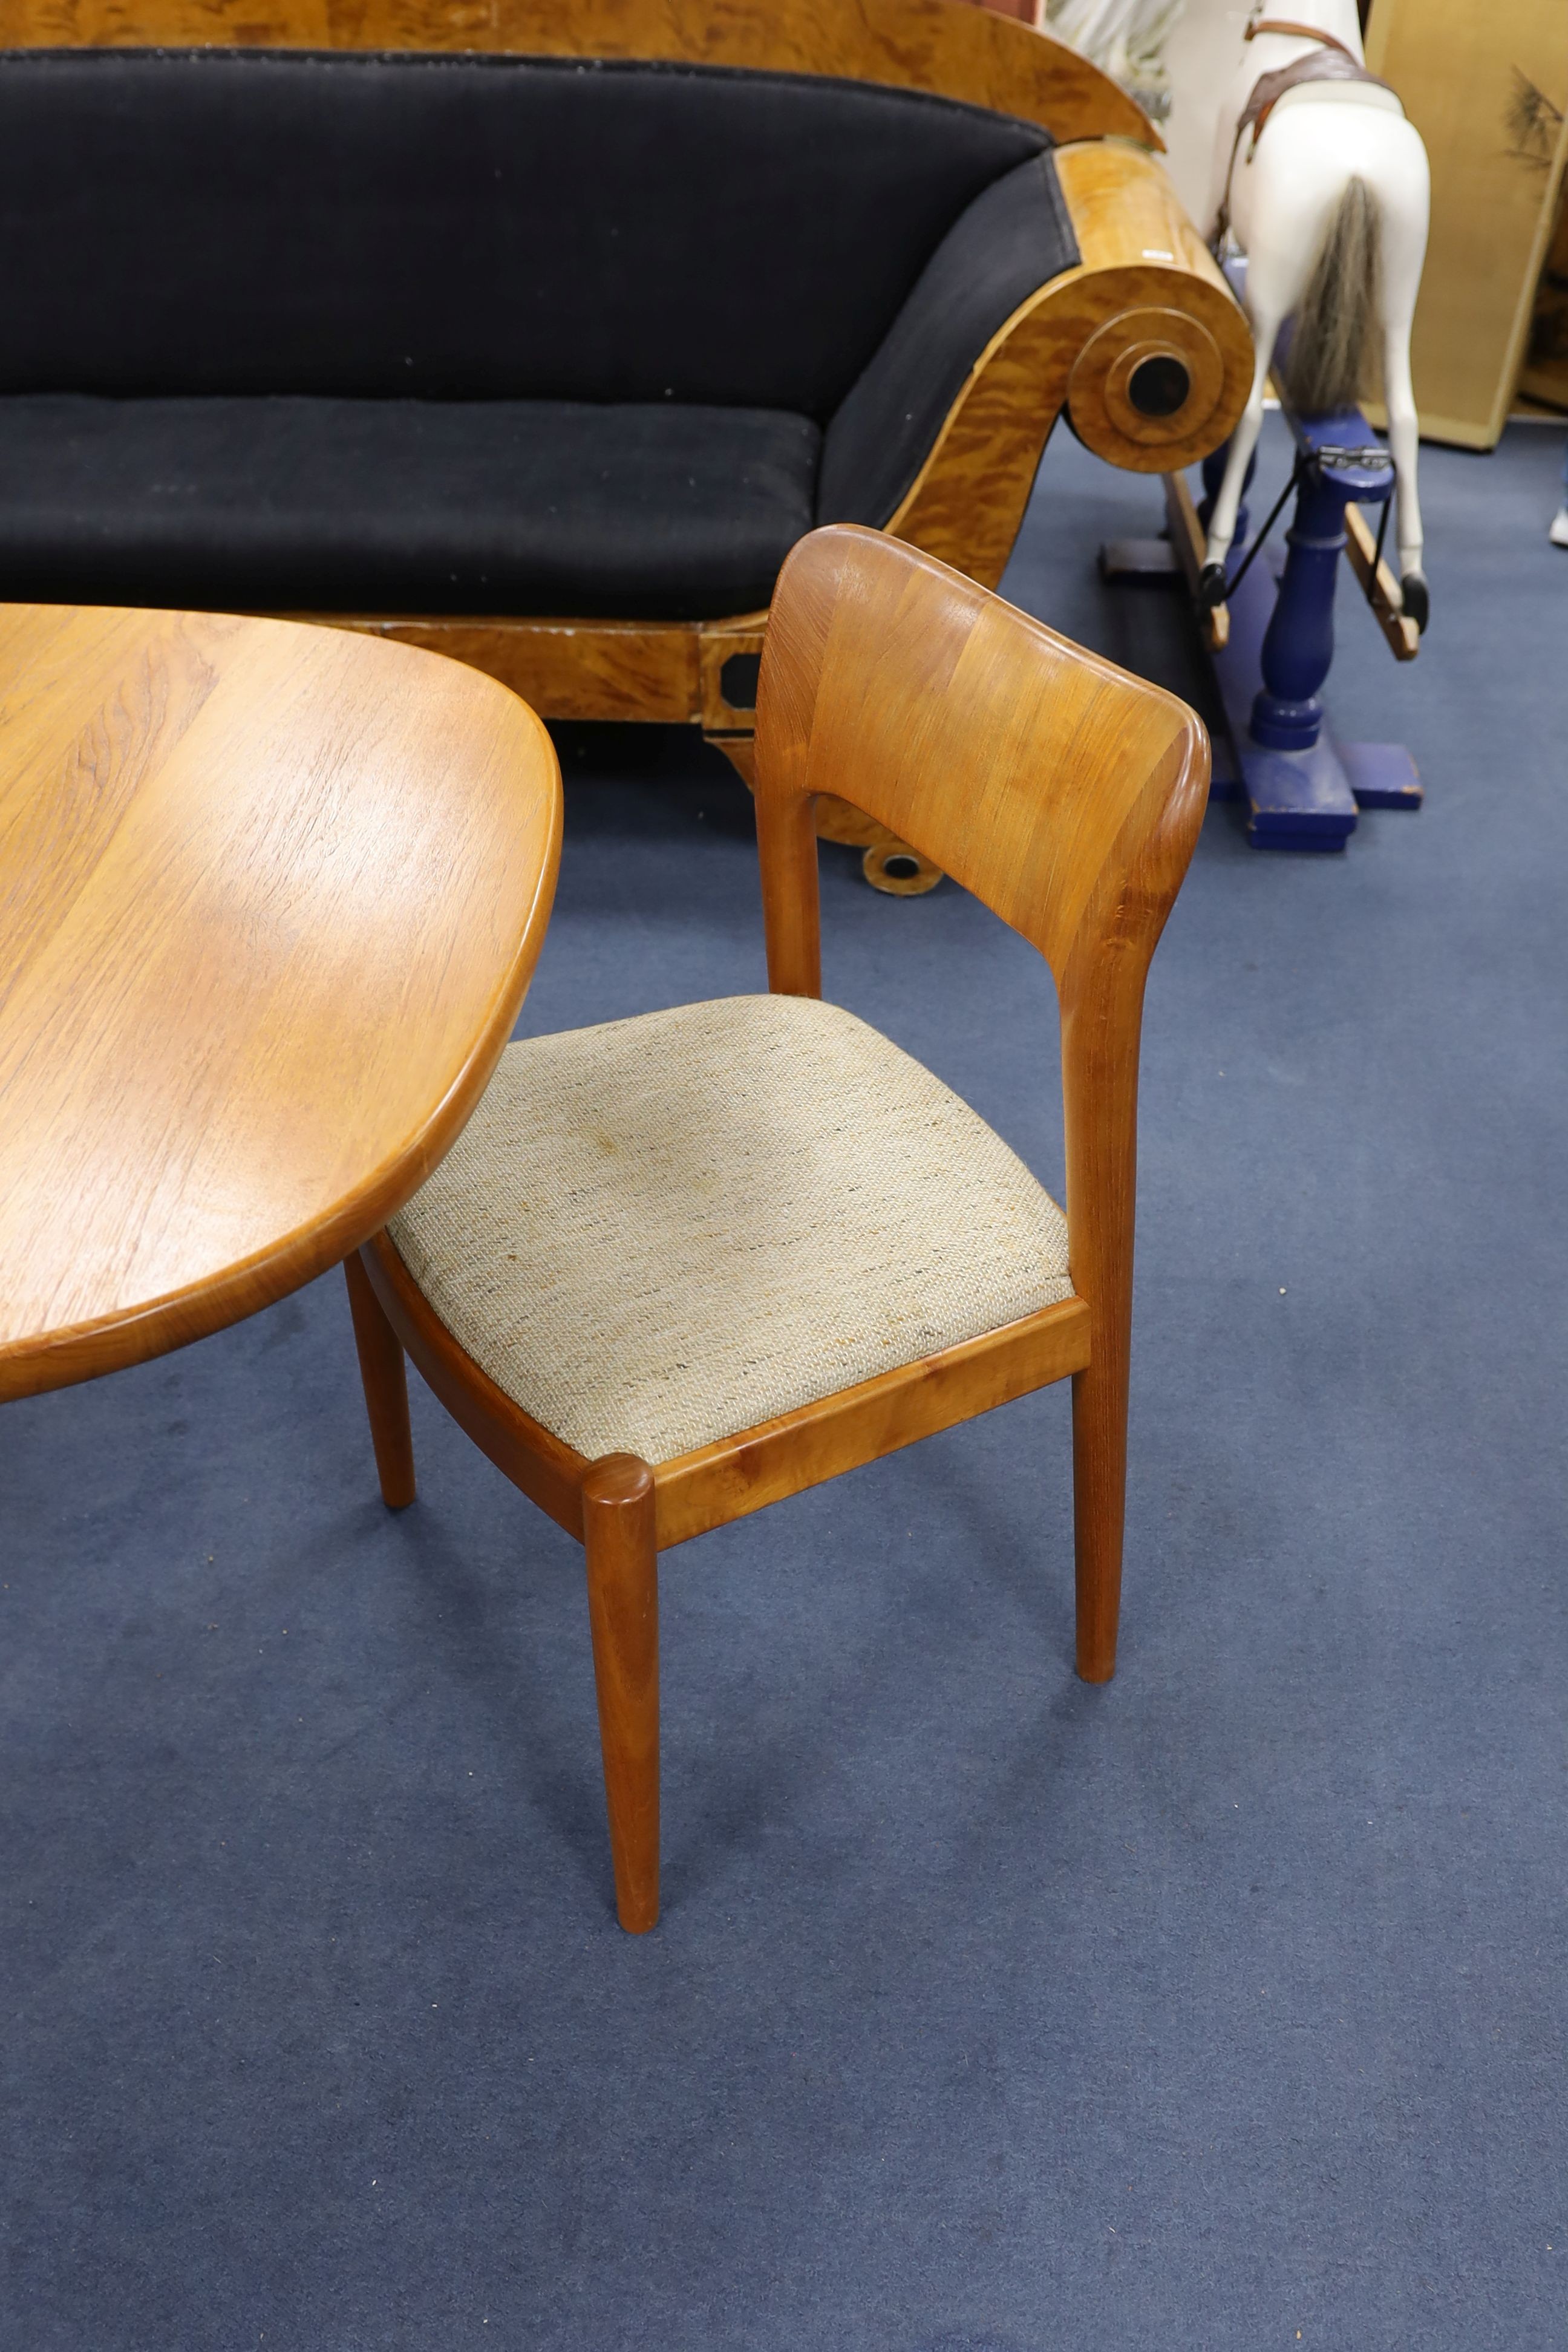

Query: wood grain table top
left=0, top=603, right=561, bottom=1405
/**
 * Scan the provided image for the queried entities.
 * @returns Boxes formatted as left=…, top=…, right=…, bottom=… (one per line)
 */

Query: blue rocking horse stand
left=1104, top=395, right=1423, bottom=855
left=1200, top=402, right=1422, bottom=849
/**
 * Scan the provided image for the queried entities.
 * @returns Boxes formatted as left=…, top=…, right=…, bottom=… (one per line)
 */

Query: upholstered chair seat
left=388, top=994, right=1073, bottom=1468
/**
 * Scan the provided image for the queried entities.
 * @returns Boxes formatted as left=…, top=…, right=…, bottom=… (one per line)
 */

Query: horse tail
left=1283, top=175, right=1381, bottom=417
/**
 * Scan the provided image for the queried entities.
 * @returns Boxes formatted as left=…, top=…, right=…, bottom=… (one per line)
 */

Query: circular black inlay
left=719, top=652, right=761, bottom=710
left=882, top=855, right=921, bottom=881
left=1128, top=354, right=1191, bottom=417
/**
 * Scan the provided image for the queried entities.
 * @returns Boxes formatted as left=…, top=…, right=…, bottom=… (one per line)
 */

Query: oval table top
left=0, top=603, right=561, bottom=1405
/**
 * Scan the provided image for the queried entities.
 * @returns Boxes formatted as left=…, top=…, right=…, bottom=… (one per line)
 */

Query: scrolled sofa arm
left=865, top=140, right=1255, bottom=590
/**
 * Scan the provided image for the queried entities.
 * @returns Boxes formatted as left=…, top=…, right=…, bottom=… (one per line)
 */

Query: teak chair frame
left=346, top=526, right=1209, bottom=1932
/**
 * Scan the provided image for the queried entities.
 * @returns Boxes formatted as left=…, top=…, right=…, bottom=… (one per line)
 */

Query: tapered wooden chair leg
left=344, top=1249, right=416, bottom=1508
left=1071, top=1356, right=1129, bottom=1684
left=581, top=1454, right=660, bottom=1932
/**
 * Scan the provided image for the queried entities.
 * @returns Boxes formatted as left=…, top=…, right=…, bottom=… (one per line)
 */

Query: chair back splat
left=754, top=526, right=1209, bottom=1676
left=755, top=525, right=1207, bottom=993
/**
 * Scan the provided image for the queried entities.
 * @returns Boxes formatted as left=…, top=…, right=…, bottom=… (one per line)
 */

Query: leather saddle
left=1217, top=19, right=1395, bottom=237
left=1240, top=47, right=1391, bottom=150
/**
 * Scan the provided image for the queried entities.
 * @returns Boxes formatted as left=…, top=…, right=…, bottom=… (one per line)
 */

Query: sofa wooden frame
left=1, top=0, right=1250, bottom=881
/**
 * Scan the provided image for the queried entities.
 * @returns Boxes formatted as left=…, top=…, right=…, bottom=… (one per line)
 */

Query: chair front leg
left=1071, top=1348, right=1128, bottom=1684
left=344, top=1247, right=416, bottom=1508
left=581, top=1454, right=661, bottom=1932
left=1062, top=946, right=1146, bottom=1687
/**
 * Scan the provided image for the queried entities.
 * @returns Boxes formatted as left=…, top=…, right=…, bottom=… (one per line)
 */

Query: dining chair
left=344, top=524, right=1209, bottom=1932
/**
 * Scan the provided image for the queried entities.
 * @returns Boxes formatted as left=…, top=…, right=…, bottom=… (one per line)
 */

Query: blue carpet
left=4, top=420, right=1566, bottom=2349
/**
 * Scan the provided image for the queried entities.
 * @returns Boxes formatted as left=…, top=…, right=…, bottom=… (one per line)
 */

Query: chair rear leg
left=343, top=1249, right=416, bottom=1508
left=1071, top=1353, right=1128, bottom=1684
left=581, top=1454, right=660, bottom=1932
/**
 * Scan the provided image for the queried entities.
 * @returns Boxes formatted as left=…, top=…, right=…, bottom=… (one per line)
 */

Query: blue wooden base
left=1209, top=549, right=1421, bottom=852
left=1337, top=740, right=1423, bottom=812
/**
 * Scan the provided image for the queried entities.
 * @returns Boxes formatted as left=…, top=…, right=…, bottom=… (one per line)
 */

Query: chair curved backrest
left=753, top=524, right=1207, bottom=1001
left=751, top=524, right=1208, bottom=1466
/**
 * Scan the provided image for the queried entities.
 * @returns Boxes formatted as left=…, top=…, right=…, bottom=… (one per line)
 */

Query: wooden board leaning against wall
left=1518, top=182, right=1568, bottom=417
left=1367, top=0, right=1568, bottom=448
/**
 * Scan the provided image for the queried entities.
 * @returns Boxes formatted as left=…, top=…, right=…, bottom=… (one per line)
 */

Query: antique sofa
left=0, top=0, right=1249, bottom=884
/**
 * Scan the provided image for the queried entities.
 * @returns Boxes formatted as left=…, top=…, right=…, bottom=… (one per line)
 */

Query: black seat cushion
left=0, top=396, right=820, bottom=618
left=0, top=51, right=1049, bottom=417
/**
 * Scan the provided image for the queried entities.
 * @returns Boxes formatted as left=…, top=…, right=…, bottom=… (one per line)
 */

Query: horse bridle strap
left=1244, top=19, right=1361, bottom=60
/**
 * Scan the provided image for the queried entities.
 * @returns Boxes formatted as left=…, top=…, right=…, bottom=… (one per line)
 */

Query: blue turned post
left=1251, top=414, right=1393, bottom=752
left=1100, top=381, right=1422, bottom=852
left=1250, top=465, right=1344, bottom=750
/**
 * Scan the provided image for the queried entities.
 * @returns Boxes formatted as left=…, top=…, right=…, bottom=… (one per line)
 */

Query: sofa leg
left=814, top=792, right=944, bottom=895
left=708, top=738, right=944, bottom=897
left=705, top=730, right=756, bottom=787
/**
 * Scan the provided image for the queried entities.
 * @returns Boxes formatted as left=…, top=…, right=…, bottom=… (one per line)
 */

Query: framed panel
left=1367, top=0, right=1568, bottom=447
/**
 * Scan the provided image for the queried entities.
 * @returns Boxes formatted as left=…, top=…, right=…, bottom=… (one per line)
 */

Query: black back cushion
left=0, top=51, right=1049, bottom=414
left=820, top=154, right=1078, bottom=527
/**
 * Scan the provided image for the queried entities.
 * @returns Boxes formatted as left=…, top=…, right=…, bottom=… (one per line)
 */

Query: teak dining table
left=0, top=602, right=561, bottom=1407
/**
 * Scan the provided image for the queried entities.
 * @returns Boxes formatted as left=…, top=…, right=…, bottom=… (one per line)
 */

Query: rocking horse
left=1101, top=1, right=1432, bottom=848
left=1199, top=2, right=1431, bottom=630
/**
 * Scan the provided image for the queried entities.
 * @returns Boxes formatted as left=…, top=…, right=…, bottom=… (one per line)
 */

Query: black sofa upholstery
left=0, top=395, right=822, bottom=619
left=0, top=50, right=1078, bottom=618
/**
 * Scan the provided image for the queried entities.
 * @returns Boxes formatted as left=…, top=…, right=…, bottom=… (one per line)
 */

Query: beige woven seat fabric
left=388, top=994, right=1073, bottom=1465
